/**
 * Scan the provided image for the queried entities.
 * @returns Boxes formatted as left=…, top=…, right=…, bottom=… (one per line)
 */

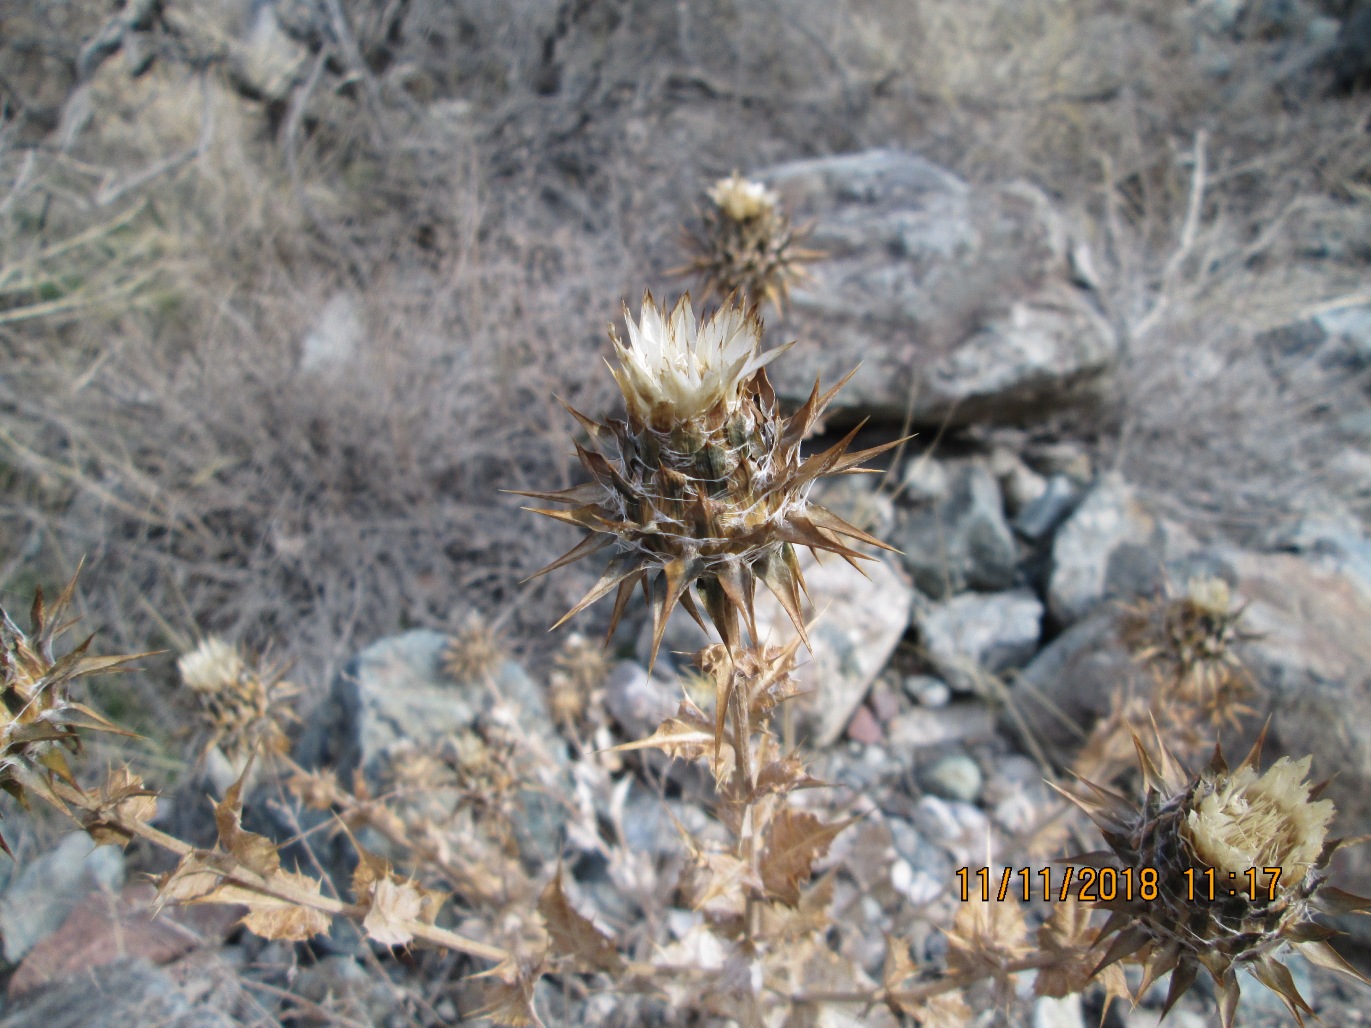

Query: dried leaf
left=882, top=934, right=920, bottom=1006
left=1035, top=896, right=1111, bottom=998
left=472, top=956, right=547, bottom=1028
left=905, top=992, right=972, bottom=1027
left=81, top=766, right=158, bottom=847
left=752, top=756, right=821, bottom=801
left=212, top=760, right=279, bottom=878
left=156, top=853, right=225, bottom=905
left=538, top=871, right=624, bottom=974
left=202, top=869, right=331, bottom=942
left=363, top=876, right=426, bottom=947
left=759, top=810, right=855, bottom=907
left=946, top=896, right=1030, bottom=977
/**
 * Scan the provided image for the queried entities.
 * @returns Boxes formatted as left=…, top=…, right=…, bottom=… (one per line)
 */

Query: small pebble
left=846, top=704, right=884, bottom=745
left=920, top=753, right=984, bottom=803
left=902, top=674, right=951, bottom=708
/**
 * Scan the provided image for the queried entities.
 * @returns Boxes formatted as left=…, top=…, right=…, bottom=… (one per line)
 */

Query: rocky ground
left=1, top=0, right=1371, bottom=1025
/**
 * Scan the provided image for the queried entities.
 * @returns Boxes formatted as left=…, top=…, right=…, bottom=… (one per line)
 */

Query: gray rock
left=0, top=958, right=234, bottom=1028
left=292, top=629, right=570, bottom=875
left=920, top=754, right=984, bottom=803
left=900, top=455, right=950, bottom=503
left=995, top=450, right=1048, bottom=514
left=902, top=674, right=952, bottom=708
left=758, top=150, right=1117, bottom=425
left=914, top=588, right=1043, bottom=693
left=295, top=629, right=562, bottom=782
left=0, top=833, right=124, bottom=962
left=887, top=703, right=997, bottom=751
left=1014, top=474, right=1081, bottom=540
left=603, top=660, right=681, bottom=740
left=813, top=475, right=898, bottom=545
left=895, top=462, right=1018, bottom=598
left=753, top=551, right=913, bottom=747
left=1047, top=473, right=1197, bottom=625
left=633, top=605, right=718, bottom=679
left=1007, top=605, right=1146, bottom=755
left=911, top=795, right=991, bottom=865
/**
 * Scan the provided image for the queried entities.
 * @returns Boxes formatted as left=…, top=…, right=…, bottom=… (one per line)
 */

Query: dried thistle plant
left=674, top=172, right=822, bottom=313
left=518, top=292, right=899, bottom=670
left=442, top=612, right=506, bottom=682
left=1059, top=729, right=1371, bottom=1027
left=0, top=565, right=149, bottom=853
left=1119, top=575, right=1257, bottom=728
left=548, top=631, right=610, bottom=730
left=177, top=636, right=299, bottom=765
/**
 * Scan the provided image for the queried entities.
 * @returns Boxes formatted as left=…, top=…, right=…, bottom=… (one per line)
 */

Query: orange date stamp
left=955, top=866, right=1284, bottom=903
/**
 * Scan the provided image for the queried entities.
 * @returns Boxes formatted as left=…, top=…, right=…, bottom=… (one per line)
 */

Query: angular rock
left=914, top=588, right=1043, bottom=693
left=753, top=551, right=913, bottom=747
left=895, top=462, right=1018, bottom=598
left=603, top=660, right=680, bottom=740
left=1014, top=474, right=1081, bottom=541
left=758, top=150, right=1117, bottom=425
left=0, top=958, right=235, bottom=1028
left=887, top=703, right=997, bottom=751
left=1047, top=472, right=1196, bottom=625
left=0, top=833, right=124, bottom=963
left=295, top=629, right=562, bottom=781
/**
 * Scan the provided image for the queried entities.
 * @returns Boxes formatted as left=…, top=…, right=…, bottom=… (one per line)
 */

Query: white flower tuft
left=178, top=636, right=245, bottom=694
left=707, top=172, right=779, bottom=222
left=609, top=295, right=787, bottom=426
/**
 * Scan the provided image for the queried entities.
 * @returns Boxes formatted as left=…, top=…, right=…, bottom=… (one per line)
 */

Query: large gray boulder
left=758, top=150, right=1117, bottom=425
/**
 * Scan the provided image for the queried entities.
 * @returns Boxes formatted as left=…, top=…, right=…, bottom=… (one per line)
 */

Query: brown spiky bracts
left=519, top=293, right=899, bottom=670
left=0, top=566, right=148, bottom=854
left=675, top=172, right=822, bottom=314
left=1061, top=729, right=1371, bottom=1028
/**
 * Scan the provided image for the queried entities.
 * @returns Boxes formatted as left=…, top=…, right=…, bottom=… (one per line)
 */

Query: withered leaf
left=611, top=698, right=720, bottom=765
left=759, top=810, right=855, bottom=907
left=752, top=755, right=821, bottom=801
left=213, top=760, right=279, bottom=878
left=202, top=869, right=331, bottom=942
left=538, top=871, right=624, bottom=974
left=1033, top=896, right=1125, bottom=999
left=946, top=896, right=1031, bottom=977
left=363, top=876, right=425, bottom=948
left=81, top=766, right=158, bottom=848
left=882, top=933, right=920, bottom=998
left=472, top=956, right=547, bottom=1028
left=156, top=853, right=224, bottom=906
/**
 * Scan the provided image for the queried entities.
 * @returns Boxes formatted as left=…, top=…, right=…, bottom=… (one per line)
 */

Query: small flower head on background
left=519, top=293, right=900, bottom=669
left=178, top=636, right=298, bottom=763
left=675, top=172, right=821, bottom=314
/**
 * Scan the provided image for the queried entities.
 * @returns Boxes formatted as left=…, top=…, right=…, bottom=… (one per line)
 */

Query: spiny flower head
left=178, top=636, right=298, bottom=763
left=519, top=293, right=900, bottom=670
left=1119, top=575, right=1255, bottom=728
left=674, top=174, right=821, bottom=313
left=1060, top=728, right=1371, bottom=1027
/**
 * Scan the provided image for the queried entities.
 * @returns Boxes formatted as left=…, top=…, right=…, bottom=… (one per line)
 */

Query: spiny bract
left=1060, top=728, right=1371, bottom=1028
left=519, top=293, right=899, bottom=669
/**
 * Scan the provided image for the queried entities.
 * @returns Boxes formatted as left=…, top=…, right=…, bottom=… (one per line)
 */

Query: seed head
left=1060, top=728, right=1371, bottom=1027
left=519, top=293, right=901, bottom=670
left=178, top=637, right=298, bottom=763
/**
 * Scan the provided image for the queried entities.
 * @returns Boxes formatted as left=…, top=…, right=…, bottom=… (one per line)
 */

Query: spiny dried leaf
left=213, top=760, right=279, bottom=878
left=882, top=934, right=920, bottom=998
left=901, top=992, right=972, bottom=1027
left=759, top=810, right=855, bottom=907
left=80, top=766, right=158, bottom=847
left=1034, top=896, right=1127, bottom=1001
left=612, top=698, right=735, bottom=779
left=538, top=871, right=625, bottom=974
left=752, top=755, right=822, bottom=801
left=472, top=956, right=547, bottom=1028
left=363, top=876, right=429, bottom=948
left=156, top=852, right=225, bottom=906
left=202, top=869, right=331, bottom=942
left=945, top=896, right=1031, bottom=977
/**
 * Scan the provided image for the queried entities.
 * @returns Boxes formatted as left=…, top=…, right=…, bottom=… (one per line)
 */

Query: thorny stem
left=51, top=780, right=514, bottom=966
left=790, top=952, right=1065, bottom=1006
